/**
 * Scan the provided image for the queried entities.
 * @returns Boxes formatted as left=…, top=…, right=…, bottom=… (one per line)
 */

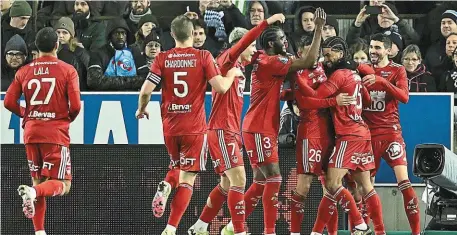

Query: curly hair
left=259, top=26, right=282, bottom=50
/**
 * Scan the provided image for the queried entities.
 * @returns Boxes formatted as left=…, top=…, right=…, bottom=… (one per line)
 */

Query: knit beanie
left=9, top=0, right=32, bottom=17
left=325, top=16, right=339, bottom=35
left=5, top=34, right=28, bottom=55
left=384, top=29, right=403, bottom=51
left=442, top=10, right=457, bottom=24
left=143, top=31, right=161, bottom=50
left=138, top=14, right=159, bottom=28
left=54, top=17, right=75, bottom=37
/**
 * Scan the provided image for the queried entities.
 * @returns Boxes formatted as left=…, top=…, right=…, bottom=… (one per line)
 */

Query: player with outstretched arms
left=4, top=27, right=81, bottom=235
left=186, top=14, right=286, bottom=235
left=220, top=8, right=326, bottom=235
left=297, top=36, right=385, bottom=235
left=362, top=33, right=421, bottom=235
left=135, top=15, right=242, bottom=235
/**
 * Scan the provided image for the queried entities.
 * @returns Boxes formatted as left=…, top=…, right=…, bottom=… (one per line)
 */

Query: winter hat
left=5, top=34, right=28, bottom=55
left=384, top=28, right=403, bottom=51
left=138, top=14, right=159, bottom=28
left=9, top=0, right=32, bottom=17
left=229, top=27, right=248, bottom=44
left=143, top=31, right=161, bottom=50
left=442, top=10, right=457, bottom=24
left=54, top=17, right=75, bottom=37
left=325, top=15, right=339, bottom=35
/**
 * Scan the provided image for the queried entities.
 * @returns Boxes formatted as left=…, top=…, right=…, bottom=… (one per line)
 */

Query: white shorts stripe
left=58, top=146, right=68, bottom=179
left=255, top=134, right=264, bottom=162
left=302, top=139, right=309, bottom=173
left=336, top=141, right=347, bottom=168
left=199, top=134, right=208, bottom=171
left=217, top=130, right=232, bottom=169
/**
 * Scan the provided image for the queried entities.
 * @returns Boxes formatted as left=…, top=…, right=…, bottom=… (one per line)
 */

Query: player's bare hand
left=355, top=6, right=370, bottom=27
left=380, top=4, right=399, bottom=22
left=135, top=109, right=149, bottom=119
left=336, top=93, right=355, bottom=106
left=314, top=8, right=327, bottom=27
left=266, top=14, right=286, bottom=25
left=227, top=67, right=245, bottom=78
left=362, top=74, right=377, bottom=86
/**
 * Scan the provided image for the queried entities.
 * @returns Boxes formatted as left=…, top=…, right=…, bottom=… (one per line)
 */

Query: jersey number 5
left=174, top=72, right=188, bottom=98
left=27, top=78, right=56, bottom=105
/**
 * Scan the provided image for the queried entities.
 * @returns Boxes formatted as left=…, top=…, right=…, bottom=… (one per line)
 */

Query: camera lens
left=417, top=148, right=444, bottom=175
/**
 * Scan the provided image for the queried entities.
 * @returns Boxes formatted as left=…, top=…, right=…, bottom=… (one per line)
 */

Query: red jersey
left=362, top=61, right=409, bottom=139
left=4, top=56, right=81, bottom=146
left=208, top=20, right=268, bottom=133
left=297, top=68, right=371, bottom=140
left=242, top=51, right=293, bottom=135
left=149, top=47, right=221, bottom=136
left=294, top=63, right=334, bottom=139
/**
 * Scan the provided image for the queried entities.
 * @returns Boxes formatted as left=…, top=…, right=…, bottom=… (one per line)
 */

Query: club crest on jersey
left=232, top=155, right=238, bottom=164
left=265, top=150, right=272, bottom=158
left=380, top=70, right=392, bottom=78
left=278, top=57, right=289, bottom=64
left=363, top=90, right=386, bottom=112
left=387, top=142, right=404, bottom=160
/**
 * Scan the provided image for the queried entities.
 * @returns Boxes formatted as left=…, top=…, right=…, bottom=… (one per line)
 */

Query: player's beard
left=370, top=52, right=384, bottom=65
left=273, top=41, right=286, bottom=56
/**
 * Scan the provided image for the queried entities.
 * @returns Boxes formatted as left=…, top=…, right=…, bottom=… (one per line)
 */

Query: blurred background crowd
left=1, top=0, right=457, bottom=93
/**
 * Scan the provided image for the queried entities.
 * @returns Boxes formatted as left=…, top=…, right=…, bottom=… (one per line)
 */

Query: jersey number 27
left=27, top=78, right=56, bottom=105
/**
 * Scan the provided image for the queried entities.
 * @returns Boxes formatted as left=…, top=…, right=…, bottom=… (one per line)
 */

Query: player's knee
left=226, top=167, right=246, bottom=188
left=180, top=171, right=198, bottom=185
left=325, top=178, right=342, bottom=194
left=296, top=175, right=312, bottom=195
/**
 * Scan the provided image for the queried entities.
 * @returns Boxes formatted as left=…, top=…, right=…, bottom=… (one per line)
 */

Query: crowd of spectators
left=1, top=0, right=457, bottom=93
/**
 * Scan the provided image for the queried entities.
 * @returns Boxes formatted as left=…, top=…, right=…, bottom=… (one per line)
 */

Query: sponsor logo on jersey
left=386, top=142, right=404, bottom=160
left=278, top=56, right=289, bottom=64
left=212, top=159, right=221, bottom=168
left=168, top=53, right=194, bottom=58
left=363, top=90, right=386, bottom=112
left=350, top=153, right=374, bottom=165
left=168, top=103, right=192, bottom=113
left=28, top=160, right=40, bottom=172
left=28, top=111, right=56, bottom=119
left=380, top=70, right=392, bottom=78
left=42, top=162, right=54, bottom=170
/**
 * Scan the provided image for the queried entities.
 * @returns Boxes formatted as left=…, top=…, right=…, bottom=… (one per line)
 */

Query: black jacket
left=1, top=65, right=17, bottom=91
left=407, top=64, right=437, bottom=92
left=424, top=39, right=454, bottom=88
left=57, top=44, right=90, bottom=91
left=439, top=67, right=457, bottom=93
left=87, top=18, right=144, bottom=91
left=1, top=19, right=35, bottom=62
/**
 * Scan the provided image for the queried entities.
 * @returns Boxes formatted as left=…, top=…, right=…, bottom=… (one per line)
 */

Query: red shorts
left=296, top=137, right=334, bottom=175
left=25, top=144, right=72, bottom=180
left=208, top=130, right=244, bottom=175
left=242, top=132, right=278, bottom=167
left=328, top=139, right=375, bottom=172
left=371, top=135, right=407, bottom=176
left=164, top=134, right=208, bottom=172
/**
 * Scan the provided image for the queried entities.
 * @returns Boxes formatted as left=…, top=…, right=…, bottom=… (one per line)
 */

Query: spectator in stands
left=0, top=0, right=12, bottom=16
left=73, top=0, right=106, bottom=51
left=219, top=0, right=248, bottom=34
left=290, top=6, right=315, bottom=53
left=28, top=42, right=39, bottom=60
left=246, top=0, right=268, bottom=29
left=1, top=35, right=28, bottom=91
left=124, top=0, right=154, bottom=45
left=1, top=1, right=35, bottom=59
left=192, top=18, right=220, bottom=57
left=87, top=18, right=144, bottom=91
left=425, top=11, right=457, bottom=88
left=322, top=16, right=339, bottom=41
left=346, top=3, right=419, bottom=48
left=439, top=35, right=457, bottom=92
left=54, top=17, right=90, bottom=91
left=130, top=14, right=159, bottom=53
left=384, top=30, right=403, bottom=63
left=136, top=31, right=161, bottom=86
left=402, top=44, right=436, bottom=92
left=350, top=39, right=370, bottom=64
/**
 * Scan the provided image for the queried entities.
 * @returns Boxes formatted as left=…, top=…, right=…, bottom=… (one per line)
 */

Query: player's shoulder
left=388, top=61, right=404, bottom=70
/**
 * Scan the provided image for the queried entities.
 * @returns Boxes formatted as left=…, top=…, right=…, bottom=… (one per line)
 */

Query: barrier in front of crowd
left=1, top=92, right=453, bottom=185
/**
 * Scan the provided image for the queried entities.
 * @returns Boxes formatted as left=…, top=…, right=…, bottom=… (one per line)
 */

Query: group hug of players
left=4, top=7, right=420, bottom=235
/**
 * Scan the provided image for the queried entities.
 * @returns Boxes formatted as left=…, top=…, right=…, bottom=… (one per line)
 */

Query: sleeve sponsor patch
left=278, top=56, right=289, bottom=64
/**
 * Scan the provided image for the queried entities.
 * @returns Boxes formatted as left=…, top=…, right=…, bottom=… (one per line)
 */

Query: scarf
left=129, top=8, right=152, bottom=24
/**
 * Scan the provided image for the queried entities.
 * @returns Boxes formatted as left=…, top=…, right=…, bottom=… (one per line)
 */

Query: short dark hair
left=296, top=35, right=313, bottom=49
left=171, top=15, right=194, bottom=42
left=370, top=33, right=392, bottom=49
left=191, top=19, right=207, bottom=35
left=259, top=26, right=282, bottom=50
left=35, top=27, right=58, bottom=53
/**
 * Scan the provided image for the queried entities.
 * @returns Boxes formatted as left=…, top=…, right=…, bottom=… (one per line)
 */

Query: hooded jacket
left=2, top=35, right=28, bottom=91
left=1, top=16, right=35, bottom=63
left=87, top=18, right=144, bottom=91
left=289, top=6, right=315, bottom=54
left=407, top=64, right=436, bottom=92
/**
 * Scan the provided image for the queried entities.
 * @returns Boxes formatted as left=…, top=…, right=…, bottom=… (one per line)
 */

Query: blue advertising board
left=1, top=92, right=453, bottom=184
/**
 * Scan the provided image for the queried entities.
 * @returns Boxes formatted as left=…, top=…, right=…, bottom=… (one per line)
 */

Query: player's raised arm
left=228, top=14, right=285, bottom=61
left=67, top=68, right=81, bottom=122
left=288, top=8, right=326, bottom=73
left=4, top=72, right=25, bottom=117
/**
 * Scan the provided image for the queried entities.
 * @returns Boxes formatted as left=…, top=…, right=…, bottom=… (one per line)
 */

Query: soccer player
left=187, top=13, right=287, bottom=235
left=135, top=15, right=242, bottom=235
left=297, top=36, right=384, bottom=235
left=362, top=33, right=420, bottom=235
left=220, top=8, right=326, bottom=235
left=4, top=27, right=81, bottom=235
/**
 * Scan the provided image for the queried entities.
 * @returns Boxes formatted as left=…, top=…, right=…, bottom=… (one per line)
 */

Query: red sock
left=364, top=189, right=385, bottom=235
left=399, top=180, right=421, bottom=234
left=348, top=200, right=362, bottom=231
left=361, top=199, right=371, bottom=225
left=168, top=183, right=193, bottom=227
left=263, top=176, right=281, bottom=234
left=32, top=197, right=46, bottom=231
left=244, top=180, right=265, bottom=218
left=312, top=192, right=337, bottom=233
left=290, top=190, right=306, bottom=233
left=333, top=186, right=364, bottom=227
left=164, top=168, right=180, bottom=189
left=228, top=186, right=245, bottom=233
left=326, top=206, right=338, bottom=235
left=199, top=184, right=227, bottom=223
left=33, top=180, right=64, bottom=197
